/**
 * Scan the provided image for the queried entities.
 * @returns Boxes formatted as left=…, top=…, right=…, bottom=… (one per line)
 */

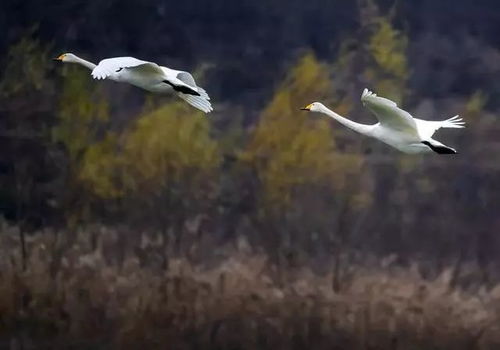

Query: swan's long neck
left=71, top=56, right=97, bottom=70
left=318, top=106, right=372, bottom=135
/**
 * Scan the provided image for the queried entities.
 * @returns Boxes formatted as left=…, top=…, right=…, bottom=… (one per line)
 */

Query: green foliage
left=244, top=53, right=362, bottom=208
left=0, top=30, right=52, bottom=97
left=52, top=67, right=109, bottom=164
left=49, top=65, right=112, bottom=224
left=0, top=34, right=60, bottom=230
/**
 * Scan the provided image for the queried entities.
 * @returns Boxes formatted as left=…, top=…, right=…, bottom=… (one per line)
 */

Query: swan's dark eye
left=116, top=68, right=123, bottom=73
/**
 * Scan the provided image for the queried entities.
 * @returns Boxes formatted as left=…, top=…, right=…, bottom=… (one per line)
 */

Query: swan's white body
left=302, top=89, right=465, bottom=154
left=54, top=53, right=213, bottom=113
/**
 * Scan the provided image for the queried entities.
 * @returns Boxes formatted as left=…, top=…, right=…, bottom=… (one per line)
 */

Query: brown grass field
left=1, top=224, right=500, bottom=350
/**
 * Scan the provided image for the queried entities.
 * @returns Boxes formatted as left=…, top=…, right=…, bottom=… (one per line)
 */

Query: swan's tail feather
left=178, top=92, right=213, bottom=114
left=442, top=115, right=465, bottom=128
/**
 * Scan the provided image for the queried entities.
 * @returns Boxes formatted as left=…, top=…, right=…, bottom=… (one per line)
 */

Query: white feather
left=178, top=93, right=213, bottom=114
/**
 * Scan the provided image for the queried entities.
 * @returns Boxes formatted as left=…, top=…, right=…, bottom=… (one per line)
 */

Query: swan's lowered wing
left=91, top=57, right=163, bottom=80
left=177, top=93, right=213, bottom=113
left=361, top=89, right=418, bottom=133
left=174, top=71, right=213, bottom=113
left=175, top=71, right=211, bottom=100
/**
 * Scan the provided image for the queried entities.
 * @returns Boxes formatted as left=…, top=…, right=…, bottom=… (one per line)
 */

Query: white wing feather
left=361, top=88, right=418, bottom=132
left=91, top=57, right=163, bottom=80
left=174, top=70, right=212, bottom=112
left=415, top=115, right=466, bottom=139
left=178, top=93, right=213, bottom=113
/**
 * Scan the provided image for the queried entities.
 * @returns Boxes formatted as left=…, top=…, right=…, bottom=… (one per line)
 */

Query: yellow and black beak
left=300, top=103, right=313, bottom=111
left=53, top=54, right=65, bottom=61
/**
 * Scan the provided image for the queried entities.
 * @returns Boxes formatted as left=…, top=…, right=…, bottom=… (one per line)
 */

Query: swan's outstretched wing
left=361, top=89, right=418, bottom=133
left=91, top=57, right=164, bottom=80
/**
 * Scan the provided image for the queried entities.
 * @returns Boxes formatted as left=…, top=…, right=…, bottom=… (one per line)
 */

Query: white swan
left=301, top=89, right=465, bottom=154
left=54, top=53, right=213, bottom=113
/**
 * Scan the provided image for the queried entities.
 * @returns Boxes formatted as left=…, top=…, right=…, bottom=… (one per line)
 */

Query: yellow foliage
left=123, top=102, right=220, bottom=193
left=55, top=80, right=219, bottom=202
left=79, top=133, right=125, bottom=199
left=244, top=53, right=363, bottom=208
left=369, top=18, right=408, bottom=81
left=365, top=17, right=409, bottom=103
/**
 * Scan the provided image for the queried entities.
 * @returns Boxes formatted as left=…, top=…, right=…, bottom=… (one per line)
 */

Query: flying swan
left=301, top=89, right=465, bottom=154
left=54, top=53, right=213, bottom=113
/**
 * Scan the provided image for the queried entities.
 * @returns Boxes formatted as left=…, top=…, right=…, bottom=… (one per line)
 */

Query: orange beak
left=53, top=54, right=65, bottom=61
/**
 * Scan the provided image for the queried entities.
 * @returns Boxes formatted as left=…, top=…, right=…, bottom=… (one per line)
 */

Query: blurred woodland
left=1, top=0, right=500, bottom=348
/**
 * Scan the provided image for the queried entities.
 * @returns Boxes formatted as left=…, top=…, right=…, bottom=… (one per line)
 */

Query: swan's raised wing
left=91, top=57, right=164, bottom=80
left=361, top=89, right=418, bottom=133
left=176, top=71, right=196, bottom=87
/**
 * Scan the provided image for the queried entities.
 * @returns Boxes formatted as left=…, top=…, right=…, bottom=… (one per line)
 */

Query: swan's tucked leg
left=162, top=80, right=200, bottom=96
left=421, top=140, right=457, bottom=154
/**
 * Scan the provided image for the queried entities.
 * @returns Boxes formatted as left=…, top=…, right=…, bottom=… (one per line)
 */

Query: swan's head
left=300, top=102, right=325, bottom=112
left=53, top=53, right=78, bottom=63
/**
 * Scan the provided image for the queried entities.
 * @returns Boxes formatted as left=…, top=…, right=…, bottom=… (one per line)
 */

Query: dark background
left=1, top=1, right=500, bottom=348
left=1, top=0, right=500, bottom=269
left=1, top=0, right=500, bottom=272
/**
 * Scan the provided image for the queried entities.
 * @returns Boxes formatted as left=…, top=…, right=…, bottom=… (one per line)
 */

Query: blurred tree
left=0, top=33, right=56, bottom=269
left=365, top=16, right=409, bottom=102
left=244, top=53, right=361, bottom=207
left=122, top=101, right=220, bottom=263
left=1, top=0, right=499, bottom=279
left=242, top=53, right=365, bottom=279
left=337, top=0, right=409, bottom=103
left=79, top=133, right=125, bottom=200
left=52, top=65, right=110, bottom=225
left=0, top=32, right=52, bottom=98
left=123, top=103, right=219, bottom=193
left=53, top=67, right=109, bottom=165
left=330, top=2, right=418, bottom=262
left=363, top=12, right=415, bottom=258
